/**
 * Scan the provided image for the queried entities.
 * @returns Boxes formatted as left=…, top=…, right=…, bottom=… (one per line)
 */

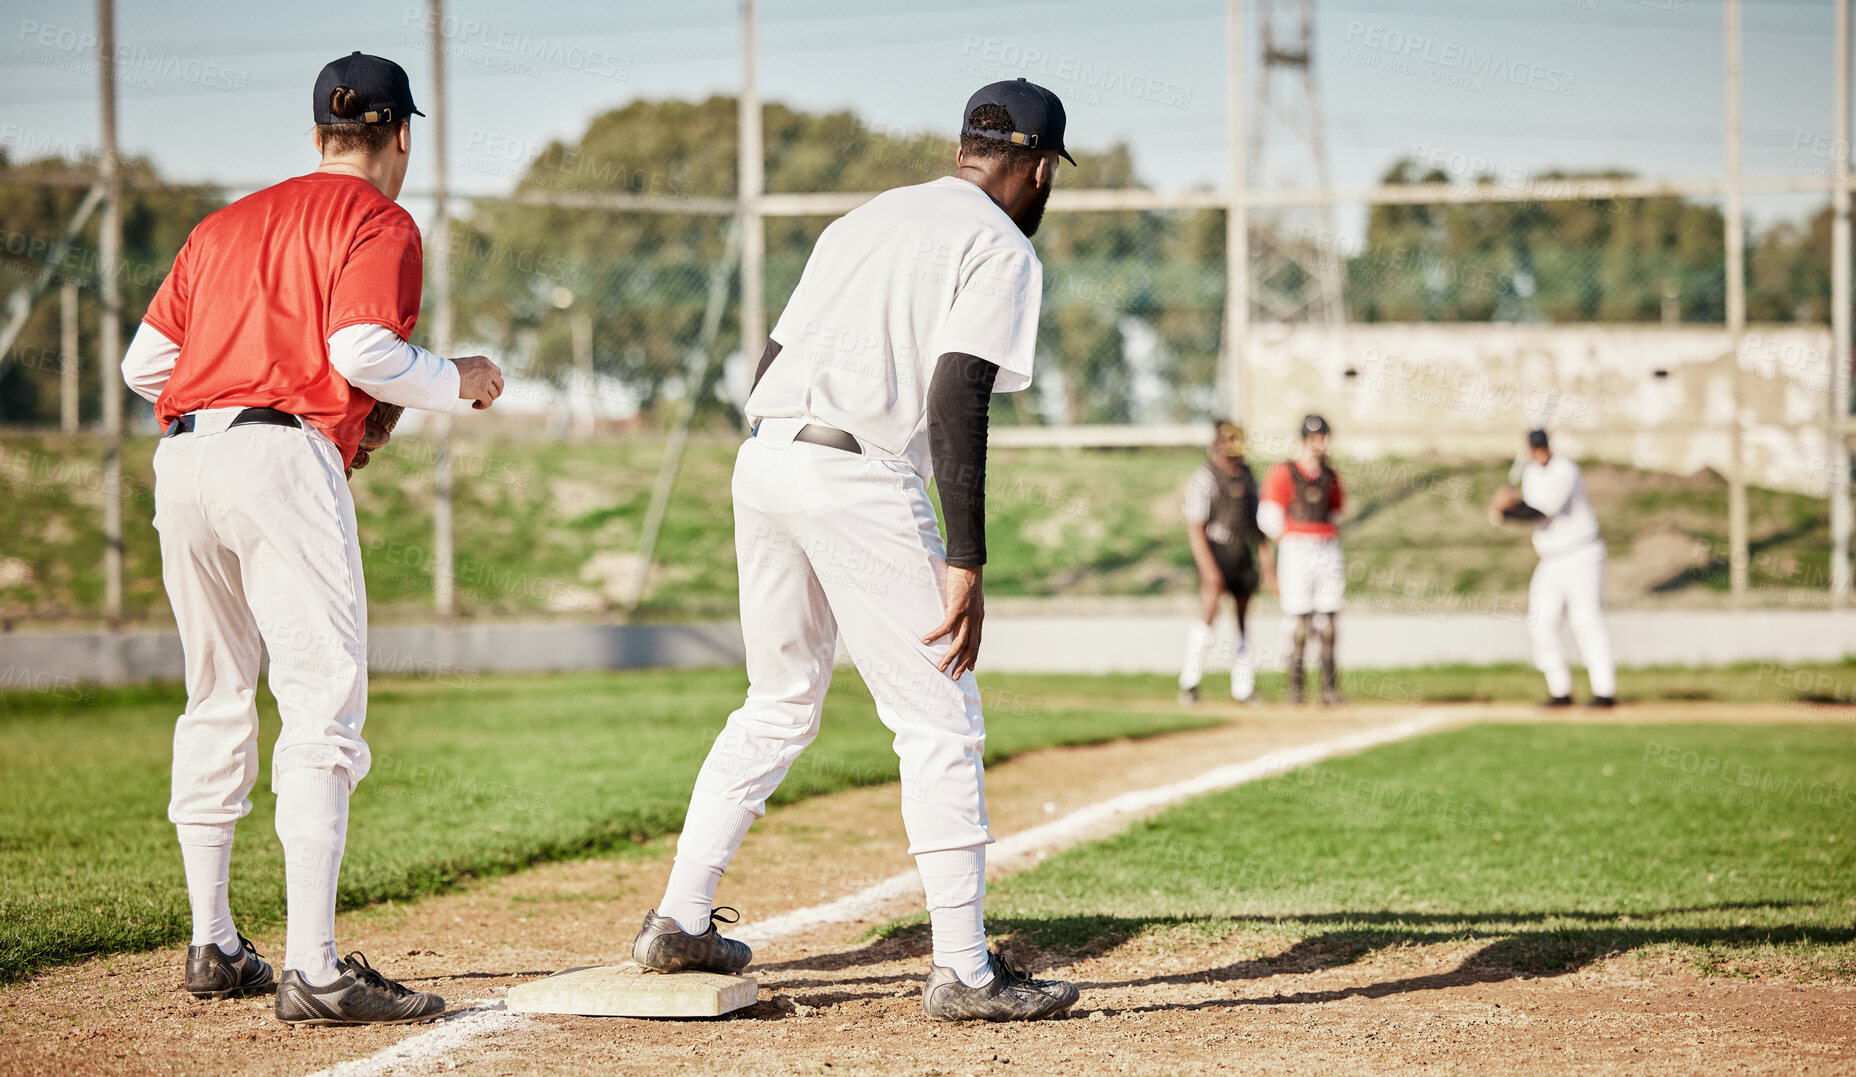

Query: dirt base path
left=3, top=703, right=1850, bottom=1076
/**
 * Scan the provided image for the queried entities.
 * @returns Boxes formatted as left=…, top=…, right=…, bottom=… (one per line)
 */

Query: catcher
left=119, top=51, right=501, bottom=1026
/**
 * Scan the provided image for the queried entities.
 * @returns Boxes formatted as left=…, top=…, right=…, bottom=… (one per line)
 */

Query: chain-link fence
left=1, top=0, right=1851, bottom=628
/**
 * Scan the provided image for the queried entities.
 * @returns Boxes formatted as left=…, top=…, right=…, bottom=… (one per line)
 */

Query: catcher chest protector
left=1205, top=462, right=1258, bottom=549
left=1288, top=462, right=1338, bottom=525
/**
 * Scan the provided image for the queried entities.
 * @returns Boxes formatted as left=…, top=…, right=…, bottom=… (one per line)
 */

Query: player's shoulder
left=886, top=177, right=1036, bottom=256
left=1259, top=460, right=1291, bottom=491
left=203, top=174, right=415, bottom=234
left=1537, top=454, right=1579, bottom=480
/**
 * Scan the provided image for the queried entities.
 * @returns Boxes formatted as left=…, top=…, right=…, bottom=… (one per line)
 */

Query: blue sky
left=0, top=0, right=1840, bottom=239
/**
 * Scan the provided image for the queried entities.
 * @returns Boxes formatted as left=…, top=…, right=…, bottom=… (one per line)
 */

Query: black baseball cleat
left=1177, top=685, right=1200, bottom=706
left=1319, top=687, right=1346, bottom=706
left=922, top=950, right=1079, bottom=1022
left=632, top=907, right=753, bottom=974
left=274, top=952, right=445, bottom=1026
left=184, top=935, right=275, bottom=999
left=1543, top=695, right=1574, bottom=708
left=1587, top=696, right=1617, bottom=708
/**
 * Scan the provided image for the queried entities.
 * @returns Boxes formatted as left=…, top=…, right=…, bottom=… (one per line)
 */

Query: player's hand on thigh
left=924, top=565, right=984, bottom=679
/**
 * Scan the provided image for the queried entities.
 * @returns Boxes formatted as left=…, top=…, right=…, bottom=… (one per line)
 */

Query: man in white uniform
left=629, top=79, right=1080, bottom=1022
left=1491, top=429, right=1617, bottom=707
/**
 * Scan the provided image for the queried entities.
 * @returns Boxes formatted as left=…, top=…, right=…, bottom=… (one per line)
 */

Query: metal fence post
left=1724, top=0, right=1749, bottom=600
left=1225, top=0, right=1249, bottom=427
left=1831, top=0, right=1852, bottom=603
left=97, top=0, right=124, bottom=630
left=739, top=0, right=764, bottom=360
left=60, top=282, right=79, bottom=434
left=430, top=0, right=457, bottom=620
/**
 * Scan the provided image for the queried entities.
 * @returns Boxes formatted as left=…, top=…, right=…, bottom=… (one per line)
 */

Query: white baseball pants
left=155, top=409, right=371, bottom=826
left=1529, top=541, right=1616, bottom=699
left=682, top=424, right=991, bottom=855
left=1275, top=535, right=1345, bottom=616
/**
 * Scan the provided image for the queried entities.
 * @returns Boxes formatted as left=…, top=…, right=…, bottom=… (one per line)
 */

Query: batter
left=1490, top=429, right=1617, bottom=707
left=1259, top=414, right=1346, bottom=705
left=1179, top=419, right=1267, bottom=704
left=120, top=52, right=504, bottom=1026
left=632, top=79, right=1080, bottom=1022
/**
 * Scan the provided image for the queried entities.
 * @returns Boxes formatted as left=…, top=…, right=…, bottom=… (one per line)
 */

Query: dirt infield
left=3, top=702, right=1851, bottom=1077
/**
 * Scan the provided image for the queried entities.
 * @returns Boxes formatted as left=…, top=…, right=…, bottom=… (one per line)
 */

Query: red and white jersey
left=1260, top=459, right=1344, bottom=540
left=141, top=172, right=424, bottom=466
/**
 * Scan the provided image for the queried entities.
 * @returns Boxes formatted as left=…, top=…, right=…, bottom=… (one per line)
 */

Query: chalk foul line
left=310, top=708, right=1455, bottom=1076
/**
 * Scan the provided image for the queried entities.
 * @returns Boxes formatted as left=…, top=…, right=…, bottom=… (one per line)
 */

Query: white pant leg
left=208, top=423, right=371, bottom=789
left=1312, top=539, right=1345, bottom=614
left=1564, top=545, right=1615, bottom=697
left=156, top=433, right=265, bottom=826
left=687, top=439, right=840, bottom=817
left=1277, top=536, right=1344, bottom=617
left=790, top=445, right=991, bottom=856
left=1529, top=556, right=1573, bottom=698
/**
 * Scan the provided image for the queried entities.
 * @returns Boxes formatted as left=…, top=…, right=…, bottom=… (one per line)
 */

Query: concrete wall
left=5, top=611, right=1851, bottom=691
left=1242, top=323, right=1835, bottom=494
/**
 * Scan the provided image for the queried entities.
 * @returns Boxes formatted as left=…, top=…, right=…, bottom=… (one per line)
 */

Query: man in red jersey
left=120, top=52, right=503, bottom=1027
left=1258, top=415, right=1346, bottom=705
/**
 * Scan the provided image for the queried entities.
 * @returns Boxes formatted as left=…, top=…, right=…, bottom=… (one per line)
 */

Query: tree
left=0, top=152, right=221, bottom=425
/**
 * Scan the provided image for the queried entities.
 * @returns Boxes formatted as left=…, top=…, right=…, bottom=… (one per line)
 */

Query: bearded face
left=1015, top=180, right=1052, bottom=238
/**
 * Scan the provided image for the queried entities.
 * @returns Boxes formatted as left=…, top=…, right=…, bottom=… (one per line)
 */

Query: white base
left=505, top=962, right=759, bottom=1018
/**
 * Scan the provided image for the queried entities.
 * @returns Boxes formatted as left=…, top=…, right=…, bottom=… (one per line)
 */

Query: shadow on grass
left=753, top=905, right=1852, bottom=1009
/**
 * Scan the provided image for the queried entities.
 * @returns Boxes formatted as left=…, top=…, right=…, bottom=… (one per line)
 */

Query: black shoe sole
left=187, top=983, right=274, bottom=1000
left=279, top=1011, right=444, bottom=1028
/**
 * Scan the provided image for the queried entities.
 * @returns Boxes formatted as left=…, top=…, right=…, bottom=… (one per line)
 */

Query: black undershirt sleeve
left=927, top=351, right=999, bottom=569
left=750, top=339, right=781, bottom=392
left=1501, top=502, right=1548, bottom=522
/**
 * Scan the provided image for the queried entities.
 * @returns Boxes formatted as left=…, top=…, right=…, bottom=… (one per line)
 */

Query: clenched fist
left=453, top=355, right=505, bottom=410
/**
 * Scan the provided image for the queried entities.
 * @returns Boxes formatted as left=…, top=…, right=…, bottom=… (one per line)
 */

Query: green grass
left=0, top=433, right=1834, bottom=625
left=960, top=722, right=1856, bottom=981
left=991, top=660, right=1856, bottom=708
left=0, top=668, right=1216, bottom=983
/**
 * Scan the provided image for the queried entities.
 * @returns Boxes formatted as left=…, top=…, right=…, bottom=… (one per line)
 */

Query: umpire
left=1178, top=419, right=1266, bottom=704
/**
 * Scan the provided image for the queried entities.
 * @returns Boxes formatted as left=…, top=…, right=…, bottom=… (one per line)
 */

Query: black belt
left=791, top=423, right=861, bottom=455
left=165, top=407, right=301, bottom=438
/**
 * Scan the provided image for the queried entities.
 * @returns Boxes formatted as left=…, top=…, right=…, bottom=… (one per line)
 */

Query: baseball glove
left=347, top=401, right=405, bottom=476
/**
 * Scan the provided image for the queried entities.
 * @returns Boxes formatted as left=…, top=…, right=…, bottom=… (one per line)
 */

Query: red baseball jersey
left=142, top=172, right=424, bottom=465
left=1261, top=459, right=1344, bottom=538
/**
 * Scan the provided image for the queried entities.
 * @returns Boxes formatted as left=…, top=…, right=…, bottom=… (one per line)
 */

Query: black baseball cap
left=961, top=78, right=1075, bottom=165
left=1527, top=429, right=1550, bottom=449
left=314, top=52, right=425, bottom=126
left=1301, top=414, right=1331, bottom=437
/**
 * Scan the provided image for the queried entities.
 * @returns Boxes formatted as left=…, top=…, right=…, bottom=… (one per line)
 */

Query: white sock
left=274, top=768, right=350, bottom=986
left=1231, top=632, right=1254, bottom=701
left=1179, top=620, right=1214, bottom=691
left=176, top=822, right=239, bottom=952
left=917, top=846, right=992, bottom=988
left=659, top=795, right=758, bottom=936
